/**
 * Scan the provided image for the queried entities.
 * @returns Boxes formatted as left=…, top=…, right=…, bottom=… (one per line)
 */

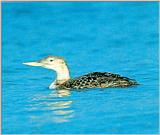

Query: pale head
left=23, top=56, right=70, bottom=82
left=23, top=56, right=65, bottom=70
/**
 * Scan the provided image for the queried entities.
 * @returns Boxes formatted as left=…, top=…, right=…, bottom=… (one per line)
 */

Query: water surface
left=2, top=2, right=159, bottom=134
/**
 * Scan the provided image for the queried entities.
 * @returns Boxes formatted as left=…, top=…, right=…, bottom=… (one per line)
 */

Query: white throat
left=56, top=64, right=70, bottom=81
left=49, top=63, right=70, bottom=89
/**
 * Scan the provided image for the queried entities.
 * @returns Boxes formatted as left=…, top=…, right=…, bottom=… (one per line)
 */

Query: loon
left=23, top=56, right=138, bottom=90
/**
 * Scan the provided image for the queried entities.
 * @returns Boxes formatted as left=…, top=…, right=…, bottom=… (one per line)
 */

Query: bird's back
left=57, top=72, right=138, bottom=89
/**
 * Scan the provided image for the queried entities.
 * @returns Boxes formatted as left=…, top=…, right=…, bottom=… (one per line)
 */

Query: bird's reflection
left=49, top=89, right=71, bottom=97
left=28, top=89, right=74, bottom=124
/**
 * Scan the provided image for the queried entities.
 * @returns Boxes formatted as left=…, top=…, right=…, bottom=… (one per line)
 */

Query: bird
left=23, top=56, right=138, bottom=90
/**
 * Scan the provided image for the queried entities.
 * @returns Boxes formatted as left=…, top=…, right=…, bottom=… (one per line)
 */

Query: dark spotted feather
left=57, top=72, right=138, bottom=89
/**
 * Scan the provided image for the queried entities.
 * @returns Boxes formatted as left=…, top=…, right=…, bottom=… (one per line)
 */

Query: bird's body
left=23, top=56, right=138, bottom=90
left=57, top=72, right=137, bottom=89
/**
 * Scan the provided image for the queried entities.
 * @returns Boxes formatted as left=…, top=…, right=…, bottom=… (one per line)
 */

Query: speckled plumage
left=57, top=72, right=138, bottom=89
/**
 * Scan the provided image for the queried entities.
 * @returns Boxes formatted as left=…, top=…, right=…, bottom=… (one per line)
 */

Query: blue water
left=2, top=2, right=159, bottom=134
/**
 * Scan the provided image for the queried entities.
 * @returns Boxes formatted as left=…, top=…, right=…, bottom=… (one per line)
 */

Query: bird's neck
left=49, top=62, right=70, bottom=89
left=56, top=64, right=70, bottom=81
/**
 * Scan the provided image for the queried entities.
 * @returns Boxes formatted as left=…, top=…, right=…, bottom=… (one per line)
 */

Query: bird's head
left=23, top=56, right=67, bottom=71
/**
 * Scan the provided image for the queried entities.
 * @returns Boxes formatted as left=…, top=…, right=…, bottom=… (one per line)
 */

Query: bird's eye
left=50, top=59, right=54, bottom=62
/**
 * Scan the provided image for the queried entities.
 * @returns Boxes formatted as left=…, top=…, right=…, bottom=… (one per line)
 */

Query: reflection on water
left=27, top=89, right=74, bottom=123
left=49, top=89, right=71, bottom=97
